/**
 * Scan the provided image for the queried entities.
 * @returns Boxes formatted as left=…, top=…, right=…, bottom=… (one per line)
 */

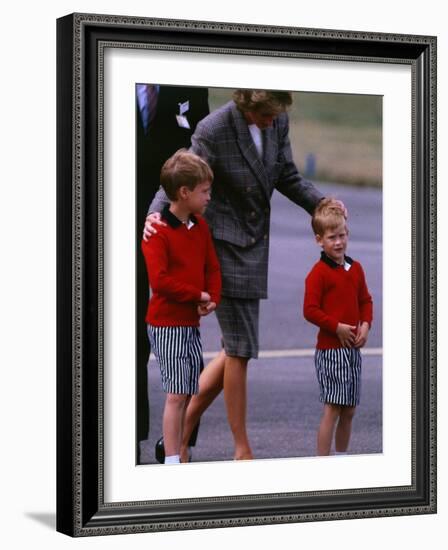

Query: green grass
left=291, top=91, right=382, bottom=128
left=208, top=88, right=382, bottom=187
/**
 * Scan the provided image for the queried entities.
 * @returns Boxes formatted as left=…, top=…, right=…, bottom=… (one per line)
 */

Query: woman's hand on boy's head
left=143, top=212, right=167, bottom=241
left=336, top=323, right=357, bottom=347
left=354, top=322, right=370, bottom=348
left=334, top=199, right=348, bottom=218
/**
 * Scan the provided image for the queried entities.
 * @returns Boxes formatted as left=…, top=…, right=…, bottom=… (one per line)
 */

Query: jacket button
left=251, top=237, right=256, bottom=244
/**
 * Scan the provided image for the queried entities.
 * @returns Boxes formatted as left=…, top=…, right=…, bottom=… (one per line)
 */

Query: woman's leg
left=223, top=355, right=253, bottom=460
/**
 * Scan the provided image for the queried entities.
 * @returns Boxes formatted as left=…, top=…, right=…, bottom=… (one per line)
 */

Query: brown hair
left=160, top=149, right=213, bottom=201
left=232, top=89, right=293, bottom=114
left=311, top=198, right=347, bottom=236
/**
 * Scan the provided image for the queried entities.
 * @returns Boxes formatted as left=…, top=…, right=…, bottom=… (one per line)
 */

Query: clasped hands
left=198, top=292, right=216, bottom=317
left=336, top=321, right=369, bottom=348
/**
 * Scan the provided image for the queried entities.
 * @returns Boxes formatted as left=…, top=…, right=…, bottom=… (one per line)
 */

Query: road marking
left=150, top=348, right=383, bottom=360
left=201, top=348, right=383, bottom=360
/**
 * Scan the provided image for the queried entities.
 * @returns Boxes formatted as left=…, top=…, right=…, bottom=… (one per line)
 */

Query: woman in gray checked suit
left=145, top=89, right=339, bottom=461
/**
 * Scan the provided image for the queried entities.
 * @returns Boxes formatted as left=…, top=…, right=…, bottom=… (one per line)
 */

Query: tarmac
left=140, top=353, right=382, bottom=464
left=140, top=182, right=383, bottom=465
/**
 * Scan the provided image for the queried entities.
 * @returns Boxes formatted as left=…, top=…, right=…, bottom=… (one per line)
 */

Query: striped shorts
left=314, top=348, right=362, bottom=406
left=147, top=325, right=203, bottom=395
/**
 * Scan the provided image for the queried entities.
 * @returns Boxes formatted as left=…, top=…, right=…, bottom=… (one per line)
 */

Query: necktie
left=138, top=84, right=159, bottom=135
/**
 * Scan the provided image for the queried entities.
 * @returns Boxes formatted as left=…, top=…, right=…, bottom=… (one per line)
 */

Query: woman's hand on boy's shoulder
left=143, top=212, right=167, bottom=241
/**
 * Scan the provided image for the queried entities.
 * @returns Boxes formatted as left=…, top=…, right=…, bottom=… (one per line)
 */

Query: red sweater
left=141, top=208, right=221, bottom=327
left=303, top=254, right=373, bottom=349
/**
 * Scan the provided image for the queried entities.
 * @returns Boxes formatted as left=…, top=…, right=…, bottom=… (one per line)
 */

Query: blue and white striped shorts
left=147, top=325, right=203, bottom=395
left=314, top=348, right=362, bottom=406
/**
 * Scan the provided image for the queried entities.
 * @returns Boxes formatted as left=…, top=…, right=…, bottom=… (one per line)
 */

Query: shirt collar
left=162, top=205, right=198, bottom=228
left=320, top=251, right=354, bottom=269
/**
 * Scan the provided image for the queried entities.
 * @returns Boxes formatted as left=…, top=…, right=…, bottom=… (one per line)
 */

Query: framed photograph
left=56, top=13, right=436, bottom=536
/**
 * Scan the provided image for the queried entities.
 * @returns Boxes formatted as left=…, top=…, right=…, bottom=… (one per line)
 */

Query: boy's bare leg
left=163, top=393, right=189, bottom=459
left=179, top=350, right=226, bottom=462
left=223, top=355, right=253, bottom=460
left=317, top=404, right=341, bottom=456
left=334, top=406, right=356, bottom=452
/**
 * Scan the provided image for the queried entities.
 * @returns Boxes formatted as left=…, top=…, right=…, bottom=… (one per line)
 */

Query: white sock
left=164, top=454, right=180, bottom=464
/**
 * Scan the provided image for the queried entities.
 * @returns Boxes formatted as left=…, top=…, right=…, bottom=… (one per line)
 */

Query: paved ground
left=141, top=354, right=382, bottom=463
left=140, top=182, right=383, bottom=464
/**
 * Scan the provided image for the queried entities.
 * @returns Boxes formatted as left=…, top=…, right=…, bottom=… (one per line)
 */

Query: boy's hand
left=200, top=291, right=211, bottom=303
left=143, top=212, right=167, bottom=241
left=336, top=323, right=357, bottom=347
left=354, top=322, right=370, bottom=348
left=197, top=301, right=217, bottom=316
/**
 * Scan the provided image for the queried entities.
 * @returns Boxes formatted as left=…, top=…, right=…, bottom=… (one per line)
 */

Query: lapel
left=263, top=125, right=277, bottom=174
left=230, top=104, right=271, bottom=202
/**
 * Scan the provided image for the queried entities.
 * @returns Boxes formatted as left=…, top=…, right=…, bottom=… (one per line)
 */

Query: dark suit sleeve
left=274, top=115, right=324, bottom=215
left=146, top=87, right=210, bottom=216
left=189, top=88, right=210, bottom=128
left=148, top=112, right=214, bottom=213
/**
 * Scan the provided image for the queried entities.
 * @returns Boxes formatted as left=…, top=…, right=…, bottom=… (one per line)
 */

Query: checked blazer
left=150, top=100, right=324, bottom=299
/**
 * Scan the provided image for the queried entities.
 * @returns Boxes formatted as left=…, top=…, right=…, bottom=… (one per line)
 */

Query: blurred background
left=209, top=88, right=382, bottom=187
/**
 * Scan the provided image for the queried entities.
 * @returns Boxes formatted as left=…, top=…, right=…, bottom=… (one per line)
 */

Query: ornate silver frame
left=56, top=13, right=437, bottom=536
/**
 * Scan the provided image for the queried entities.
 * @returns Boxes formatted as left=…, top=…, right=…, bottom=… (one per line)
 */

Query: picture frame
left=56, top=12, right=437, bottom=537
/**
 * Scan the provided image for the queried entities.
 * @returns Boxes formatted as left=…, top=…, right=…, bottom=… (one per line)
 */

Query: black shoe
left=155, top=436, right=165, bottom=464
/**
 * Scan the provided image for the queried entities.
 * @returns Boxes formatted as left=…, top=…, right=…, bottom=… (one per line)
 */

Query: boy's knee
left=340, top=406, right=356, bottom=421
left=166, top=393, right=189, bottom=409
left=324, top=404, right=342, bottom=420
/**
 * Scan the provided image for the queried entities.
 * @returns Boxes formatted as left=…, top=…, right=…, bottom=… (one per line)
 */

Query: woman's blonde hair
left=233, top=89, right=292, bottom=114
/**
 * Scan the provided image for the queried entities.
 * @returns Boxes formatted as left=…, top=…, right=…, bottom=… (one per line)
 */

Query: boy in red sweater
left=142, top=150, right=221, bottom=464
left=303, top=199, right=373, bottom=456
